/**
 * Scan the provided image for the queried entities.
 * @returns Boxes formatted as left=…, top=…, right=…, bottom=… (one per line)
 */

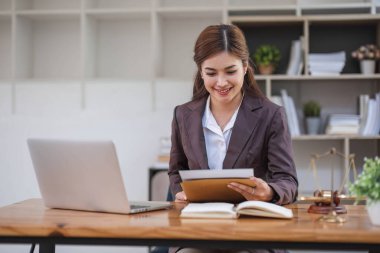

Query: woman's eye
left=227, top=70, right=237, bottom=75
left=206, top=73, right=215, bottom=76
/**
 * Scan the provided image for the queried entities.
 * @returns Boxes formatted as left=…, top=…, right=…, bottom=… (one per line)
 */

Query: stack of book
left=325, top=114, right=360, bottom=135
left=308, top=51, right=346, bottom=76
left=360, top=93, right=380, bottom=136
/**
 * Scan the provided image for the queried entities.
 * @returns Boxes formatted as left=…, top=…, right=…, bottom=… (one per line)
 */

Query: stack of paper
left=325, top=114, right=360, bottom=135
left=308, top=51, right=346, bottom=76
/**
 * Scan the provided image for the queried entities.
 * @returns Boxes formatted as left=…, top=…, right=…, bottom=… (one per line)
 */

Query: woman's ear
left=243, top=61, right=248, bottom=75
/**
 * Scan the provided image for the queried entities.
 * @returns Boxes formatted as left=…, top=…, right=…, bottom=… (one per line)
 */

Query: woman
left=168, top=24, right=298, bottom=253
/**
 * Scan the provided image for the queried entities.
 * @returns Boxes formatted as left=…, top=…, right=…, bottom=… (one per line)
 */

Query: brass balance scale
left=303, top=147, right=358, bottom=223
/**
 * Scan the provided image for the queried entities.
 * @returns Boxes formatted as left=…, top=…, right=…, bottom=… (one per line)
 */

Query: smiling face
left=201, top=52, right=247, bottom=108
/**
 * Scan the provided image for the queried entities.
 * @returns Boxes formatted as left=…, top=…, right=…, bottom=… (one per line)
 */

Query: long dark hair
left=192, top=24, right=264, bottom=101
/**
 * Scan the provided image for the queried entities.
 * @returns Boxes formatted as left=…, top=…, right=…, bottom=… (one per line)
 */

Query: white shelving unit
left=0, top=0, right=379, bottom=196
left=230, top=9, right=380, bottom=195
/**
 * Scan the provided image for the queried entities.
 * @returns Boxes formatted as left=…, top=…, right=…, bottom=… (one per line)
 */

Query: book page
left=236, top=201, right=293, bottom=219
left=180, top=203, right=238, bottom=219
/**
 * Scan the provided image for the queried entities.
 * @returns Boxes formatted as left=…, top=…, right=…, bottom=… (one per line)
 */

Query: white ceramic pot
left=367, top=201, right=380, bottom=226
left=360, top=60, right=376, bottom=75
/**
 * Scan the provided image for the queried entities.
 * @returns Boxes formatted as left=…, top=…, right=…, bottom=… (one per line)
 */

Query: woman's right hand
left=175, top=191, right=188, bottom=202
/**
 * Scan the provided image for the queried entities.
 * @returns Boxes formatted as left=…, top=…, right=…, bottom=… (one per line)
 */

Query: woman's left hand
left=228, top=177, right=274, bottom=202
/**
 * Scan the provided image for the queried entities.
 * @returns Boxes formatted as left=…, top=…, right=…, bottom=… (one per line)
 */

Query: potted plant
left=253, top=44, right=281, bottom=75
left=303, top=100, right=321, bottom=135
left=349, top=157, right=380, bottom=226
left=351, top=44, right=380, bottom=74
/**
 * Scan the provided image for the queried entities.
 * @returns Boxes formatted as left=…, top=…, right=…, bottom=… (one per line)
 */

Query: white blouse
left=202, top=95, right=242, bottom=170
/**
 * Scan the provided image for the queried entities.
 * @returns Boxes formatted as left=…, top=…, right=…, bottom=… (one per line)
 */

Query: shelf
left=85, top=14, right=151, bottom=79
left=84, top=0, right=151, bottom=10
left=228, top=4, right=297, bottom=16
left=300, top=3, right=372, bottom=10
left=85, top=9, right=151, bottom=19
left=14, top=15, right=81, bottom=79
left=300, top=2, right=372, bottom=15
left=156, top=8, right=223, bottom=18
left=0, top=16, right=11, bottom=79
left=0, top=12, right=11, bottom=17
left=255, top=74, right=380, bottom=81
left=228, top=0, right=296, bottom=8
left=15, top=0, right=81, bottom=11
left=158, top=0, right=221, bottom=8
left=292, top=135, right=380, bottom=141
left=230, top=14, right=380, bottom=23
left=16, top=10, right=81, bottom=17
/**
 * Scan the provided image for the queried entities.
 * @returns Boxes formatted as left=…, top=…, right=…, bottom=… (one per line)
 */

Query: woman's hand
left=228, top=177, right=274, bottom=202
left=175, top=191, right=188, bottom=202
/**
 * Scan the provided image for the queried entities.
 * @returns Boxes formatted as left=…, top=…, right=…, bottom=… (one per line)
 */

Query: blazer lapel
left=184, top=98, right=209, bottom=169
left=223, top=95, right=263, bottom=168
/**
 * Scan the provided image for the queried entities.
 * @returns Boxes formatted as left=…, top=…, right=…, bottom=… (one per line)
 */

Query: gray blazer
left=168, top=94, right=298, bottom=205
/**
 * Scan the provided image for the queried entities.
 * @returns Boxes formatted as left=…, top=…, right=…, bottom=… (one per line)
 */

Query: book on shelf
left=179, top=169, right=254, bottom=203
left=270, top=95, right=283, bottom=106
left=360, top=92, right=380, bottom=136
left=359, top=94, right=370, bottom=132
left=280, top=89, right=300, bottom=136
left=286, top=38, right=304, bottom=75
left=180, top=201, right=293, bottom=219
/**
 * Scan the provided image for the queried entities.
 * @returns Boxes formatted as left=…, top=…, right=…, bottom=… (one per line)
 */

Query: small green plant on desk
left=350, top=157, right=380, bottom=226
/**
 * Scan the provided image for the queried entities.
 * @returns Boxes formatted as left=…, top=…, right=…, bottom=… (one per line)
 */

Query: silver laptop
left=27, top=138, right=171, bottom=214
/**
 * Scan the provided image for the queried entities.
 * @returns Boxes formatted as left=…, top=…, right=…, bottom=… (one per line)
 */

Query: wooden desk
left=0, top=199, right=379, bottom=253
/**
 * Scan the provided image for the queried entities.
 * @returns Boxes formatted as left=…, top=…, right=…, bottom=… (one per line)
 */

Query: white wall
left=0, top=79, right=193, bottom=253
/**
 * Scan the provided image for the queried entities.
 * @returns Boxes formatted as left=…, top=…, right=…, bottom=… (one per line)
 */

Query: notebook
left=27, top=138, right=171, bottom=214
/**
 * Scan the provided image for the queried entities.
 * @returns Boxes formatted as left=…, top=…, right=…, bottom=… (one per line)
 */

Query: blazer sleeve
left=168, top=106, right=188, bottom=197
left=266, top=107, right=298, bottom=205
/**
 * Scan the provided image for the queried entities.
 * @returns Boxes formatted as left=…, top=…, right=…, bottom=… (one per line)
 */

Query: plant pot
left=360, top=60, right=376, bottom=75
left=258, top=64, right=275, bottom=75
left=305, top=117, right=320, bottom=135
left=367, top=201, right=380, bottom=226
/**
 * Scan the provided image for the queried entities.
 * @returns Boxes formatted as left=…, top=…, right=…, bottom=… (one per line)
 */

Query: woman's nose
left=216, top=75, right=227, bottom=86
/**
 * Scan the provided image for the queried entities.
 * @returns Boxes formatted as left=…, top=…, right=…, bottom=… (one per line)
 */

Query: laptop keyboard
left=130, top=204, right=150, bottom=209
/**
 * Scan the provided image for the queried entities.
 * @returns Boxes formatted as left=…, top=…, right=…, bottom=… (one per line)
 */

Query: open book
left=179, top=169, right=254, bottom=203
left=180, top=201, right=293, bottom=219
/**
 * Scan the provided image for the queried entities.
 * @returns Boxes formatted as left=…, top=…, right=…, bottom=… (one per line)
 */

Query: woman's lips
left=215, top=87, right=232, bottom=96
